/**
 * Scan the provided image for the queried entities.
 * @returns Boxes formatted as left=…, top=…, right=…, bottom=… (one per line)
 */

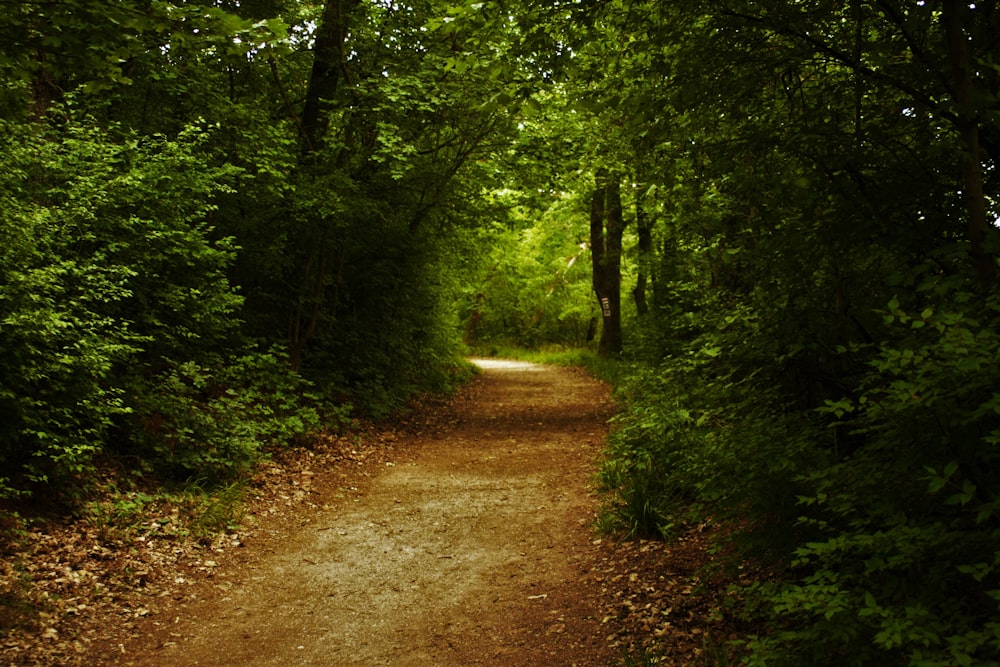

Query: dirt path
left=106, top=359, right=619, bottom=666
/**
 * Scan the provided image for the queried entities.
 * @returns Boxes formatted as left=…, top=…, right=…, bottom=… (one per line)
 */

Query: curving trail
left=110, top=359, right=617, bottom=666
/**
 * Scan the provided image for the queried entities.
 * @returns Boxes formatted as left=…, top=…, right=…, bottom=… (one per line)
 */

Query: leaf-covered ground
left=1, top=361, right=741, bottom=666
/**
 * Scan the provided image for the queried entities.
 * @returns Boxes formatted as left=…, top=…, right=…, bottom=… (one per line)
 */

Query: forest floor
left=2, top=360, right=740, bottom=666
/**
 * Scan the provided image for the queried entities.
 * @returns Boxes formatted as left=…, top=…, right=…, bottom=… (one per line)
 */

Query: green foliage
left=84, top=489, right=157, bottom=543
left=83, top=478, right=247, bottom=542
left=742, top=290, right=1000, bottom=667
left=292, top=221, right=477, bottom=417
left=0, top=115, right=241, bottom=497
left=0, top=0, right=520, bottom=505
left=576, top=0, right=1000, bottom=663
left=463, top=196, right=596, bottom=349
left=0, top=111, right=332, bottom=497
left=182, top=479, right=248, bottom=537
left=128, top=347, right=325, bottom=482
left=598, top=366, right=702, bottom=539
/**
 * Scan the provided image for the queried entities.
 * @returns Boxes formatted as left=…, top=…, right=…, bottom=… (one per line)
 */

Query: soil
left=2, top=359, right=740, bottom=666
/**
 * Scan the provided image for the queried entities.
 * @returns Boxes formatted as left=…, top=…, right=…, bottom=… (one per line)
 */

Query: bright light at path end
left=470, top=358, right=546, bottom=371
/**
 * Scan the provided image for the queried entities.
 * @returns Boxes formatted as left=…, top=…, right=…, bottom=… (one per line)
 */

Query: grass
left=178, top=478, right=248, bottom=538
left=620, top=645, right=661, bottom=666
left=81, top=476, right=247, bottom=543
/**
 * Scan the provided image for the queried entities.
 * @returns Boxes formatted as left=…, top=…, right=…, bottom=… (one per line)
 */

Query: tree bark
left=300, top=0, right=358, bottom=154
left=632, top=176, right=654, bottom=317
left=941, top=0, right=996, bottom=291
left=288, top=0, right=358, bottom=368
left=289, top=232, right=326, bottom=372
left=590, top=169, right=625, bottom=357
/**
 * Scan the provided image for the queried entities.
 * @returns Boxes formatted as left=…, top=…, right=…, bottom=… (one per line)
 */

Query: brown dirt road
left=105, top=359, right=621, bottom=666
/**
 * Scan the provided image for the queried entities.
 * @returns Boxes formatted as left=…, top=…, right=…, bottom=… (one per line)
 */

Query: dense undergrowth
left=493, top=302, right=1000, bottom=667
left=588, top=283, right=1000, bottom=667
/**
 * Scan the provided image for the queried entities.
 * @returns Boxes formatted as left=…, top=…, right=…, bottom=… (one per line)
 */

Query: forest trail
left=106, top=360, right=619, bottom=666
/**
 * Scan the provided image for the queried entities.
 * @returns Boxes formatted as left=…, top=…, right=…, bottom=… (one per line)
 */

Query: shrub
left=127, top=348, right=328, bottom=483
left=0, top=114, right=244, bottom=497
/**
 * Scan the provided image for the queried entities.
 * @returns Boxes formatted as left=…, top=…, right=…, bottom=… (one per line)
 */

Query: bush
left=602, top=282, right=1000, bottom=666
left=740, top=287, right=1000, bottom=667
left=0, top=114, right=245, bottom=497
left=127, top=348, right=330, bottom=483
left=462, top=209, right=596, bottom=349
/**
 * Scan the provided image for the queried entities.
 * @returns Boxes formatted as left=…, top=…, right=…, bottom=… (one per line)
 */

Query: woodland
left=1, top=0, right=999, bottom=665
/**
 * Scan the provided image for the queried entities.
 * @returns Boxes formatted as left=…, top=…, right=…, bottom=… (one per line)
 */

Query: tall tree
left=589, top=168, right=625, bottom=357
left=631, top=170, right=654, bottom=317
left=300, top=0, right=359, bottom=153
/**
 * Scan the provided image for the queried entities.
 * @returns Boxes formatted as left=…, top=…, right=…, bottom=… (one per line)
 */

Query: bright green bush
left=127, top=348, right=328, bottom=482
left=0, top=120, right=142, bottom=495
left=0, top=114, right=268, bottom=496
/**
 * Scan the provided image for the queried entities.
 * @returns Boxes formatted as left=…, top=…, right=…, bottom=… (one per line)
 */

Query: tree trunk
left=941, top=0, right=996, bottom=291
left=300, top=0, right=358, bottom=154
left=632, top=175, right=654, bottom=317
left=590, top=169, right=625, bottom=357
left=288, top=0, right=358, bottom=368
left=289, top=233, right=327, bottom=372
